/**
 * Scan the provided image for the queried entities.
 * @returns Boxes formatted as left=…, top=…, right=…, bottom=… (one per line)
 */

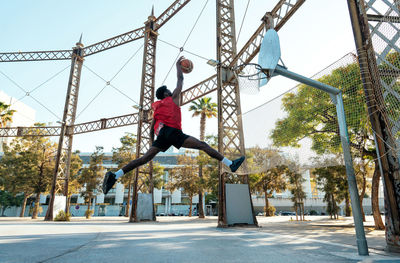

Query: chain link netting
left=366, top=0, right=400, bottom=157
left=241, top=53, right=368, bottom=172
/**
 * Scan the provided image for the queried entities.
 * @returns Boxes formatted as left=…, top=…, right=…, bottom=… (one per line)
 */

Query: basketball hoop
left=233, top=28, right=281, bottom=94
left=233, top=63, right=268, bottom=94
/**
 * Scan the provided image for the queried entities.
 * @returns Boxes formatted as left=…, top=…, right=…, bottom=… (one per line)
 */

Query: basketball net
left=233, top=63, right=268, bottom=95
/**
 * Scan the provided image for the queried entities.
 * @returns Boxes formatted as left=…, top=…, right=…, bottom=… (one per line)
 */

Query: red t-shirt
left=151, top=96, right=182, bottom=135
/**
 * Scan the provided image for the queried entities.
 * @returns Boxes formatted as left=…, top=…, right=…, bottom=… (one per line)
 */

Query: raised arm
left=172, top=56, right=184, bottom=106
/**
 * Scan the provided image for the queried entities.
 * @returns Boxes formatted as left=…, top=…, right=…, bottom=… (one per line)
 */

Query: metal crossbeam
left=181, top=75, right=217, bottom=105
left=367, top=14, right=400, bottom=22
left=0, top=126, right=61, bottom=137
left=155, top=0, right=192, bottom=29
left=0, top=50, right=73, bottom=62
left=72, top=113, right=139, bottom=135
left=83, top=27, right=146, bottom=57
left=0, top=113, right=139, bottom=137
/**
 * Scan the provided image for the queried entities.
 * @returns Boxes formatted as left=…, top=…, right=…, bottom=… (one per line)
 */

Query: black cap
left=156, top=85, right=168, bottom=100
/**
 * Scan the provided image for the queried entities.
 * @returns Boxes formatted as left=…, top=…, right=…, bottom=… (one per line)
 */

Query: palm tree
left=0, top=102, right=16, bottom=127
left=189, top=97, right=217, bottom=218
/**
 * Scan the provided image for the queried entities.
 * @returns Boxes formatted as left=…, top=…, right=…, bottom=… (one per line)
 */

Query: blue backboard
left=258, top=29, right=281, bottom=87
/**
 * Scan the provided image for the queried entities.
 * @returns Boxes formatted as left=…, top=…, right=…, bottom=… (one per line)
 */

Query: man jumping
left=102, top=56, right=245, bottom=195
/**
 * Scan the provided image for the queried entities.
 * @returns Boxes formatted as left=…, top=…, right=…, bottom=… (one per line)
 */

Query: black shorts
left=152, top=125, right=189, bottom=152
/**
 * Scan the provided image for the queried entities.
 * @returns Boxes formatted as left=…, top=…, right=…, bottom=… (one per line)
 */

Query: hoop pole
left=272, top=65, right=369, bottom=256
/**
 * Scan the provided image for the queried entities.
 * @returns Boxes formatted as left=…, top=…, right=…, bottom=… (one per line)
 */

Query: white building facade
left=0, top=90, right=36, bottom=152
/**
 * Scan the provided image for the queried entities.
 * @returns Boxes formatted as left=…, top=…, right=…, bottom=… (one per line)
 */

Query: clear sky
left=1, top=0, right=356, bottom=156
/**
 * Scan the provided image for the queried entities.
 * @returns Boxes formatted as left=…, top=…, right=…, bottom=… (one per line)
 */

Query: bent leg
left=181, top=136, right=223, bottom=161
left=122, top=146, right=161, bottom=174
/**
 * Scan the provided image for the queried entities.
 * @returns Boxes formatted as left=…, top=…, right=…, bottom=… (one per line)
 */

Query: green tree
left=78, top=146, right=104, bottom=219
left=0, top=140, right=35, bottom=217
left=0, top=102, right=16, bottom=127
left=201, top=135, right=219, bottom=210
left=189, top=97, right=217, bottom=218
left=139, top=162, right=165, bottom=192
left=287, top=165, right=306, bottom=221
left=167, top=151, right=200, bottom=217
left=2, top=125, right=57, bottom=219
left=353, top=157, right=373, bottom=222
left=66, top=151, right=83, bottom=214
left=314, top=165, right=348, bottom=219
left=24, top=135, right=57, bottom=219
left=248, top=147, right=287, bottom=216
left=0, top=190, right=23, bottom=216
left=112, top=133, right=136, bottom=216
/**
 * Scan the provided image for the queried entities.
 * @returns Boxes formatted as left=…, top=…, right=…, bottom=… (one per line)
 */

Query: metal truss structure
left=131, top=10, right=158, bottom=222
left=45, top=40, right=84, bottom=220
left=0, top=0, right=304, bottom=222
left=181, top=0, right=305, bottom=105
left=347, top=0, right=400, bottom=252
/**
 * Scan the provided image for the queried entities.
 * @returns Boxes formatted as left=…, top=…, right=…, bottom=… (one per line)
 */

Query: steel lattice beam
left=181, top=0, right=305, bottom=106
left=155, top=0, right=191, bottom=29
left=0, top=113, right=139, bottom=137
left=181, top=74, right=217, bottom=105
left=0, top=50, right=73, bottom=62
left=72, top=113, right=139, bottom=135
left=83, top=27, right=146, bottom=57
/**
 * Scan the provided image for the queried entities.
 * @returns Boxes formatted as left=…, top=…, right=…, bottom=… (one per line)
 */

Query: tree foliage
left=0, top=190, right=23, bottom=216
left=247, top=147, right=287, bottom=216
left=189, top=97, right=217, bottom=218
left=112, top=133, right=136, bottom=215
left=286, top=164, right=306, bottom=221
left=314, top=165, right=348, bottom=219
left=0, top=124, right=57, bottom=218
left=271, top=62, right=371, bottom=156
left=0, top=101, right=16, bottom=128
left=167, top=151, right=201, bottom=217
left=78, top=146, right=104, bottom=218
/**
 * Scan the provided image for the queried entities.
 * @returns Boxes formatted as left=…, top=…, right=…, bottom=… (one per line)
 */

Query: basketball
left=180, top=58, right=193, bottom=74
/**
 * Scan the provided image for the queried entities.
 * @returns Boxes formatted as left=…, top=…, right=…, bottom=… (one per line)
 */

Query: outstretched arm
left=172, top=56, right=184, bottom=106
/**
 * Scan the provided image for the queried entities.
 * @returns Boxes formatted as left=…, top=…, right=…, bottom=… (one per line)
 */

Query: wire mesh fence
left=366, top=1, right=400, bottom=159
left=240, top=52, right=380, bottom=203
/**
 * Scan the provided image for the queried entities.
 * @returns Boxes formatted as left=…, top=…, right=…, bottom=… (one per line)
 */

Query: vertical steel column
left=216, top=0, right=257, bottom=227
left=130, top=10, right=157, bottom=222
left=347, top=0, right=400, bottom=252
left=45, top=38, right=84, bottom=221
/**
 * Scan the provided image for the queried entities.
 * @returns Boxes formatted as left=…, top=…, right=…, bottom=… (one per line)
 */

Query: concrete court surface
left=1, top=216, right=400, bottom=263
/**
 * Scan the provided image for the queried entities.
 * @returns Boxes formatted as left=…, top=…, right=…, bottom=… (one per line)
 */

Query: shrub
left=54, top=210, right=71, bottom=221
left=309, top=210, right=318, bottom=215
left=265, top=205, right=276, bottom=217
left=85, top=209, right=94, bottom=219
